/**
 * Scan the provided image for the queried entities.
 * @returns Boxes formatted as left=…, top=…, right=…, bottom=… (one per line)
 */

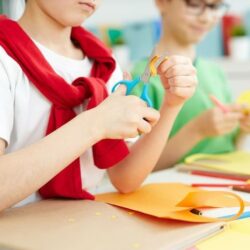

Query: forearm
left=0, top=110, right=101, bottom=211
left=155, top=118, right=203, bottom=171
left=108, top=102, right=183, bottom=193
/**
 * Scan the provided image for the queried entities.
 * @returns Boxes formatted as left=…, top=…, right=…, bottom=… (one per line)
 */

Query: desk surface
left=0, top=199, right=225, bottom=250
left=97, top=166, right=250, bottom=218
left=0, top=166, right=249, bottom=250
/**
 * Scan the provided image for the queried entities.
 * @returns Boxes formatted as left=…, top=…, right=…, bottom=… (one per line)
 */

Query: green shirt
left=132, top=58, right=237, bottom=162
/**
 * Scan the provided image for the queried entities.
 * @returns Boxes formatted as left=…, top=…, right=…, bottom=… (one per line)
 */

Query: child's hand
left=157, top=56, right=197, bottom=107
left=195, top=104, right=243, bottom=138
left=95, top=86, right=160, bottom=140
left=240, top=112, right=250, bottom=133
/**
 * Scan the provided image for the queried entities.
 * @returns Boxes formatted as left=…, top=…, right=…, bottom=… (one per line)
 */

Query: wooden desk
left=0, top=167, right=248, bottom=250
left=0, top=199, right=225, bottom=250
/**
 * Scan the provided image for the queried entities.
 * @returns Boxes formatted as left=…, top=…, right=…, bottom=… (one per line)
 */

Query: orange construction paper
left=95, top=183, right=246, bottom=223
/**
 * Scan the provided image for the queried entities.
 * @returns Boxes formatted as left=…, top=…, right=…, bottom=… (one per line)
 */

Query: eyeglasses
left=183, top=0, right=230, bottom=17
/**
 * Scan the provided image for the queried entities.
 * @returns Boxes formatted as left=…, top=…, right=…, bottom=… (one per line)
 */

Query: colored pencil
left=191, top=170, right=249, bottom=182
left=233, top=185, right=250, bottom=193
left=221, top=211, right=250, bottom=220
left=210, top=95, right=230, bottom=113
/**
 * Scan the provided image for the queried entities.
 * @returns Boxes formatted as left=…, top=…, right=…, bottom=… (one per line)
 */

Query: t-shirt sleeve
left=0, top=49, right=14, bottom=145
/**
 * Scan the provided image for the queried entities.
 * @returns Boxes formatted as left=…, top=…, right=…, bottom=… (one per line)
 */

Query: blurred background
left=1, top=0, right=250, bottom=99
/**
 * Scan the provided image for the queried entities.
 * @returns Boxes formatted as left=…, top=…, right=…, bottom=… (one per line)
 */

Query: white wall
left=85, top=0, right=159, bottom=26
left=86, top=0, right=250, bottom=26
left=4, top=0, right=250, bottom=24
left=2, top=0, right=25, bottom=20
left=227, top=0, right=250, bottom=14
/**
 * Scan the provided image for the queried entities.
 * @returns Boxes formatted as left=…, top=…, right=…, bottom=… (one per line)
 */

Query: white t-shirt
left=0, top=41, right=123, bottom=206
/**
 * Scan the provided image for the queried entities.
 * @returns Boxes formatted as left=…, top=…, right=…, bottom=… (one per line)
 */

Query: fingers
left=224, top=120, right=239, bottom=129
left=142, top=107, right=160, bottom=125
left=216, top=112, right=243, bottom=133
left=136, top=108, right=160, bottom=134
left=131, top=105, right=160, bottom=135
left=156, top=56, right=197, bottom=96
left=137, top=119, right=152, bottom=134
left=168, top=75, right=198, bottom=88
left=168, top=86, right=196, bottom=98
left=227, top=103, right=250, bottom=119
left=157, top=56, right=193, bottom=75
left=213, top=106, right=244, bottom=121
left=227, top=103, right=245, bottom=113
left=241, top=123, right=250, bottom=133
left=241, top=115, right=250, bottom=123
left=240, top=115, right=250, bottom=133
left=224, top=111, right=244, bottom=121
left=200, top=108, right=240, bottom=136
left=215, top=111, right=242, bottom=134
left=163, top=64, right=197, bottom=79
left=213, top=116, right=238, bottom=135
left=218, top=125, right=238, bottom=135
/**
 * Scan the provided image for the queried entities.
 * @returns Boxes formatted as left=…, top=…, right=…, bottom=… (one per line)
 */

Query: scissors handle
left=141, top=84, right=153, bottom=108
left=112, top=77, right=153, bottom=107
left=111, top=77, right=140, bottom=95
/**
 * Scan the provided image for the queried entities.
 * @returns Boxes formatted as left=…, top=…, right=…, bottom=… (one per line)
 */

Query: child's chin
left=65, top=20, right=86, bottom=27
left=187, top=33, right=206, bottom=44
left=64, top=16, right=89, bottom=27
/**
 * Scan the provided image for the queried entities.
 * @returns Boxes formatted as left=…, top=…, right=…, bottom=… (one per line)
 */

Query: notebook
left=0, top=200, right=225, bottom=250
left=196, top=218, right=250, bottom=250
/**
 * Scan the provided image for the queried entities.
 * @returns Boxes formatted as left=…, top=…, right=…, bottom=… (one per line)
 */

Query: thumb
left=112, top=84, right=127, bottom=96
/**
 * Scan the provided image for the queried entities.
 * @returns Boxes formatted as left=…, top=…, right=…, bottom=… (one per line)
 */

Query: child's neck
left=18, top=3, right=84, bottom=60
left=157, top=31, right=196, bottom=61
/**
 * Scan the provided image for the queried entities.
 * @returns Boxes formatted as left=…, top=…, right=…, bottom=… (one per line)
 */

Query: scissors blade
left=140, top=48, right=157, bottom=83
left=154, top=52, right=169, bottom=68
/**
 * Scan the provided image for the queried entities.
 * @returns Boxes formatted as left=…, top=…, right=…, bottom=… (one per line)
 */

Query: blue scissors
left=112, top=50, right=167, bottom=108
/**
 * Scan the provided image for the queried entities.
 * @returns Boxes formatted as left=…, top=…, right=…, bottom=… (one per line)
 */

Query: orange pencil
left=191, top=183, right=250, bottom=188
left=191, top=170, right=249, bottom=182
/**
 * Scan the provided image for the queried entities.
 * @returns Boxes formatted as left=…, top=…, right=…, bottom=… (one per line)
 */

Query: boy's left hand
left=157, top=56, right=198, bottom=107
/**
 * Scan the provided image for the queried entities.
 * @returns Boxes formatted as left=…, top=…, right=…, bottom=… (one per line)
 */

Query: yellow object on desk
left=196, top=218, right=250, bottom=250
left=185, top=151, right=250, bottom=176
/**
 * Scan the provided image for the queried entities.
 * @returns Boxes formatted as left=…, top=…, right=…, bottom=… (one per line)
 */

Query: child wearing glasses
left=0, top=0, right=197, bottom=211
left=132, top=0, right=250, bottom=170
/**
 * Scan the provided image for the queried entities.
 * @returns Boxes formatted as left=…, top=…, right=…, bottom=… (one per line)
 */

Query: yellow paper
left=185, top=151, right=250, bottom=175
left=95, top=183, right=245, bottom=223
left=197, top=219, right=250, bottom=250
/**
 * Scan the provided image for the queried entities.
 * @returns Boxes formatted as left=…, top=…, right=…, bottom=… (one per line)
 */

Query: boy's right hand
left=95, top=86, right=160, bottom=139
left=195, top=104, right=244, bottom=138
